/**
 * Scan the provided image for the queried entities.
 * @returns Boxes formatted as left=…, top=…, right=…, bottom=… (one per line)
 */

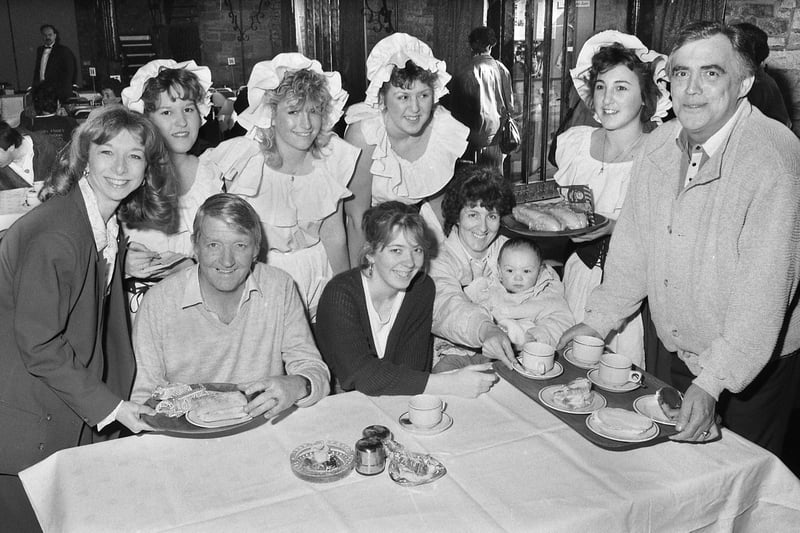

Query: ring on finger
left=701, top=430, right=710, bottom=438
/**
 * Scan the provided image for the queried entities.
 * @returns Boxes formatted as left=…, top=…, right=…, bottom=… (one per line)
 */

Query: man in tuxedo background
left=32, top=24, right=76, bottom=103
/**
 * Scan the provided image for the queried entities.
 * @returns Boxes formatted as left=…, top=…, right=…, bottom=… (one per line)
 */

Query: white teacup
left=598, top=353, right=643, bottom=386
left=408, top=394, right=446, bottom=428
left=521, top=342, right=555, bottom=375
left=572, top=335, right=604, bottom=364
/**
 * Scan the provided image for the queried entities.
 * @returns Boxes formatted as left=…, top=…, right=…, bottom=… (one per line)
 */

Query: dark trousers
left=644, top=302, right=800, bottom=456
left=0, top=475, right=42, bottom=533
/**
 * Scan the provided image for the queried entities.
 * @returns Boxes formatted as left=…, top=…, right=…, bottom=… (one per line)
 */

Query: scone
left=552, top=377, right=593, bottom=409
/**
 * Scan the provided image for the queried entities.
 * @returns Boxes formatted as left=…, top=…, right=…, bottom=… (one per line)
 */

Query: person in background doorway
left=449, top=26, right=514, bottom=169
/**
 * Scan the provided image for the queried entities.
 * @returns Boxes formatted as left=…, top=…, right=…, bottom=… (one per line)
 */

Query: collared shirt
left=677, top=100, right=747, bottom=188
left=80, top=177, right=122, bottom=430
left=361, top=273, right=405, bottom=359
left=8, top=136, right=35, bottom=186
left=78, top=177, right=119, bottom=289
left=181, top=265, right=261, bottom=321
left=40, top=46, right=53, bottom=81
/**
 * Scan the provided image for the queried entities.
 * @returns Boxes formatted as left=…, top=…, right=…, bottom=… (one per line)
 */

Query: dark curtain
left=654, top=0, right=728, bottom=53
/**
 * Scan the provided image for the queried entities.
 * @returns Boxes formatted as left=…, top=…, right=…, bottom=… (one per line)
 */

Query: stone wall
left=726, top=0, right=800, bottom=134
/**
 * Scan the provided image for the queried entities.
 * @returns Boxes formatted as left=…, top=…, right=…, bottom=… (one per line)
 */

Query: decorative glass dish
left=289, top=440, right=355, bottom=483
left=384, top=440, right=447, bottom=486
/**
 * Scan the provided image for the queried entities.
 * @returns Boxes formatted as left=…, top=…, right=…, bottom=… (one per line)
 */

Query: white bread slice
left=594, top=407, right=653, bottom=436
left=191, top=391, right=248, bottom=422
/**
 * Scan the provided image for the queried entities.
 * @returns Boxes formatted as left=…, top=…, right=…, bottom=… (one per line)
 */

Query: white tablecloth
left=20, top=380, right=800, bottom=532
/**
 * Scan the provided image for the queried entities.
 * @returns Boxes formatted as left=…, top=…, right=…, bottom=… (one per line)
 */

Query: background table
left=21, top=379, right=800, bottom=532
left=0, top=187, right=34, bottom=231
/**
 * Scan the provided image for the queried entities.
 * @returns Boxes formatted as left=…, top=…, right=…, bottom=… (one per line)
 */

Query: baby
left=464, top=238, right=574, bottom=348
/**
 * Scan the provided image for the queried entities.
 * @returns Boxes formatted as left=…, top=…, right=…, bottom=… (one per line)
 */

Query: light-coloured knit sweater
left=585, top=103, right=800, bottom=399
left=131, top=263, right=330, bottom=404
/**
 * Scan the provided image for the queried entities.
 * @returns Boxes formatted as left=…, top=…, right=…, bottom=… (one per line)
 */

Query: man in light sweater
left=558, top=21, right=800, bottom=455
left=131, top=194, right=330, bottom=418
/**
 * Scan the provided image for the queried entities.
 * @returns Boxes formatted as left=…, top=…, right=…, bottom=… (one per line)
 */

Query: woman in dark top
left=316, top=201, right=497, bottom=397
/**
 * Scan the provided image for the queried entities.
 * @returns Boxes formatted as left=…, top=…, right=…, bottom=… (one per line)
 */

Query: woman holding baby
left=429, top=165, right=573, bottom=373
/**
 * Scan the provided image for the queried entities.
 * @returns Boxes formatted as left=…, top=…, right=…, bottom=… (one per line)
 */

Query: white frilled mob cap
left=362, top=32, right=450, bottom=108
left=121, top=59, right=213, bottom=120
left=570, top=30, right=671, bottom=123
left=236, top=52, right=349, bottom=133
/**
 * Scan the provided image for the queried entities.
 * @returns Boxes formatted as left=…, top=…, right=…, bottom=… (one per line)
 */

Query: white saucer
left=633, top=394, right=676, bottom=426
left=398, top=412, right=453, bottom=435
left=587, top=368, right=641, bottom=393
left=562, top=346, right=601, bottom=370
left=538, top=385, right=606, bottom=415
left=513, top=361, right=564, bottom=380
left=586, top=412, right=659, bottom=443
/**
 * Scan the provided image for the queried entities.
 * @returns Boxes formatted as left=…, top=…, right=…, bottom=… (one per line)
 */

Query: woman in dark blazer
left=316, top=201, right=497, bottom=397
left=0, top=105, right=177, bottom=528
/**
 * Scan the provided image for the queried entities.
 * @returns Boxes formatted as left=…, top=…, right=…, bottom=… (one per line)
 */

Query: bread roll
left=191, top=391, right=248, bottom=422
left=546, top=205, right=588, bottom=230
left=512, top=205, right=562, bottom=231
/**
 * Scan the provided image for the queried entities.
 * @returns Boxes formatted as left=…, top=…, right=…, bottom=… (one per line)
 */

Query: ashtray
left=289, top=440, right=355, bottom=483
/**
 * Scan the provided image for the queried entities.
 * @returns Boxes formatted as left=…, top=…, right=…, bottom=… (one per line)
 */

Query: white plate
left=538, top=385, right=606, bottom=414
left=586, top=412, right=659, bottom=443
left=562, top=346, right=601, bottom=370
left=587, top=368, right=641, bottom=393
left=633, top=394, right=677, bottom=426
left=513, top=361, right=564, bottom=380
left=185, top=410, right=253, bottom=429
left=398, top=412, right=453, bottom=435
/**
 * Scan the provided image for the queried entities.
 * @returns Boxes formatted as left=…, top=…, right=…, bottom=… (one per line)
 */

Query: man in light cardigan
left=131, top=194, right=330, bottom=417
left=558, top=21, right=800, bottom=455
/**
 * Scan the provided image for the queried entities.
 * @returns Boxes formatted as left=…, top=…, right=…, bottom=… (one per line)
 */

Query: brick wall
left=726, top=0, right=800, bottom=134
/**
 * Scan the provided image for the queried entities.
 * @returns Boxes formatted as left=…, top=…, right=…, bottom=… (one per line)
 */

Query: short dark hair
left=380, top=61, right=439, bottom=97
left=32, top=82, right=59, bottom=114
left=359, top=201, right=436, bottom=271
left=468, top=26, right=497, bottom=53
left=101, top=77, right=123, bottom=97
left=732, top=22, right=770, bottom=65
left=193, top=193, right=263, bottom=252
left=40, top=24, right=57, bottom=34
left=141, top=67, right=206, bottom=114
left=588, top=42, right=661, bottom=123
left=0, top=120, right=23, bottom=150
left=441, top=165, right=515, bottom=236
left=498, top=238, right=542, bottom=264
left=670, top=21, right=756, bottom=79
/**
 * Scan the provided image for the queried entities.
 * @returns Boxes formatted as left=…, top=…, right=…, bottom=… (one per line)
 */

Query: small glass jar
left=354, top=436, right=386, bottom=476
